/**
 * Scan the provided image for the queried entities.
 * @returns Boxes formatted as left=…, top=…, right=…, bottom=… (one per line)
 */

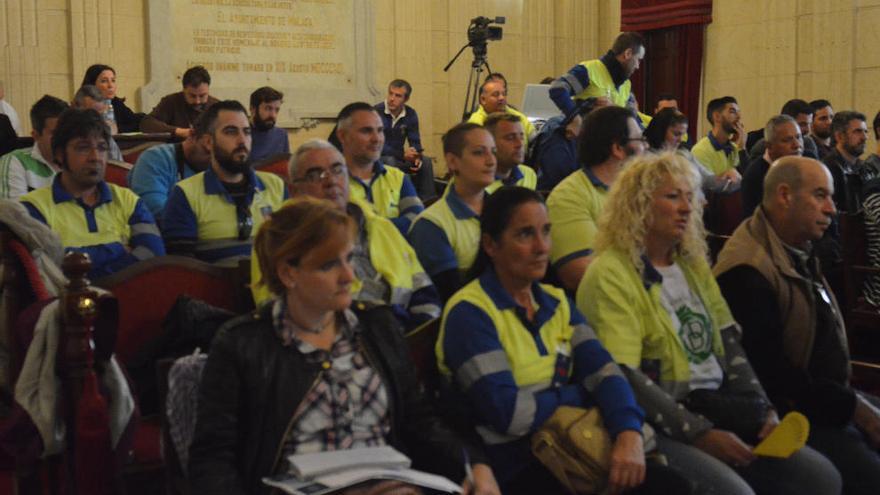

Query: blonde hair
left=253, top=197, right=354, bottom=296
left=594, top=150, right=707, bottom=271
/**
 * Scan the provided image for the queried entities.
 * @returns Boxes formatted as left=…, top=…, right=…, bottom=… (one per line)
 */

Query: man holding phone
left=691, top=96, right=746, bottom=186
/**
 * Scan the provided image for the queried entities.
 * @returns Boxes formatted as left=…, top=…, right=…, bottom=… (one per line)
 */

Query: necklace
left=288, top=312, right=333, bottom=335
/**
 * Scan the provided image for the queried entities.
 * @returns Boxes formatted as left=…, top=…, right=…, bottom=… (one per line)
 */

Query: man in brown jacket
left=140, top=65, right=219, bottom=139
left=714, top=156, right=880, bottom=495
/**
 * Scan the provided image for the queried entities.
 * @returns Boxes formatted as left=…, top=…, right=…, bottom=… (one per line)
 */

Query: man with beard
left=483, top=112, right=536, bottom=192
left=546, top=106, right=646, bottom=292
left=823, top=111, right=870, bottom=212
left=20, top=108, right=164, bottom=278
left=810, top=99, right=835, bottom=160
left=129, top=110, right=214, bottom=218
left=248, top=86, right=289, bottom=162
left=162, top=100, right=287, bottom=265
left=335, top=102, right=423, bottom=235
left=549, top=32, right=646, bottom=117
left=691, top=96, right=746, bottom=185
left=141, top=66, right=219, bottom=139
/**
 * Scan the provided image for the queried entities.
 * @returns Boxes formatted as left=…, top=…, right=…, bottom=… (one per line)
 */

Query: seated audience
left=483, top=112, right=536, bottom=192
left=248, top=86, right=290, bottom=162
left=72, top=85, right=123, bottom=161
left=547, top=105, right=645, bottom=292
left=375, top=79, right=436, bottom=201
left=20, top=109, right=163, bottom=279
left=162, top=100, right=287, bottom=265
left=438, top=186, right=690, bottom=495
left=644, top=108, right=734, bottom=197
left=141, top=65, right=219, bottom=139
left=0, top=95, right=68, bottom=199
left=810, top=99, right=835, bottom=160
left=335, top=102, right=423, bottom=235
left=823, top=111, right=871, bottom=212
left=0, top=80, right=22, bottom=135
left=467, top=78, right=536, bottom=148
left=691, top=96, right=746, bottom=180
left=578, top=151, right=841, bottom=495
left=408, top=123, right=496, bottom=301
left=715, top=156, right=879, bottom=495
left=748, top=99, right=818, bottom=160
left=250, top=139, right=440, bottom=331
left=531, top=100, right=592, bottom=191
left=741, top=115, right=804, bottom=217
left=189, top=197, right=500, bottom=495
left=129, top=112, right=213, bottom=218
left=81, top=63, right=145, bottom=133
left=549, top=32, right=645, bottom=116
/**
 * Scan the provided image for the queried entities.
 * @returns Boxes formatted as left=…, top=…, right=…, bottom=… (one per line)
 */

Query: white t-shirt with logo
left=655, top=262, right=724, bottom=391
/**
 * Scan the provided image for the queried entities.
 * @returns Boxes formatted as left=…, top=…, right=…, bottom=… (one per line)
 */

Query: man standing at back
left=162, top=100, right=287, bottom=265
left=375, top=79, right=436, bottom=201
left=141, top=65, right=219, bottom=139
left=549, top=32, right=645, bottom=117
left=335, top=102, right=423, bottom=235
left=248, top=86, right=289, bottom=162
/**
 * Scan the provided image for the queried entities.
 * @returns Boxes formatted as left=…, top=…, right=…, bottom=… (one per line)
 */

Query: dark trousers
left=382, top=155, right=437, bottom=202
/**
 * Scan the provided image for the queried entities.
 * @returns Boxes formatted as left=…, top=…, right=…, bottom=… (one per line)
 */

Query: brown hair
left=253, top=197, right=354, bottom=296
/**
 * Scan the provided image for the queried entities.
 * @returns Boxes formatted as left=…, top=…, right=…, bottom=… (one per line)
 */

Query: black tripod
left=444, top=41, right=492, bottom=122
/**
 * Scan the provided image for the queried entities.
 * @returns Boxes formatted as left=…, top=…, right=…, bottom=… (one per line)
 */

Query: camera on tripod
left=467, top=16, right=505, bottom=48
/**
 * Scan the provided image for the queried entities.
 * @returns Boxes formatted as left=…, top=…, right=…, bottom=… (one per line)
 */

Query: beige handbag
left=531, top=406, right=656, bottom=495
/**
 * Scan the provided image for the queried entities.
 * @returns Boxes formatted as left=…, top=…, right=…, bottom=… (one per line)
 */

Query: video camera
left=467, top=16, right=505, bottom=48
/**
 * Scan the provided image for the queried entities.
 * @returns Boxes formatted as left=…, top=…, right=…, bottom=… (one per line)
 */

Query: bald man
left=715, top=156, right=880, bottom=495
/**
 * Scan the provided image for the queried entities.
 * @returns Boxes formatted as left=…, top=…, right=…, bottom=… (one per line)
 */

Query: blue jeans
left=657, top=434, right=841, bottom=495
left=808, top=423, right=880, bottom=495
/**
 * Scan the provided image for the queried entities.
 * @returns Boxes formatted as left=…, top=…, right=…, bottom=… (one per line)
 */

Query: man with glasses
left=162, top=100, right=287, bottom=265
left=547, top=106, right=645, bottom=292
left=20, top=108, right=164, bottom=278
left=250, top=139, right=440, bottom=329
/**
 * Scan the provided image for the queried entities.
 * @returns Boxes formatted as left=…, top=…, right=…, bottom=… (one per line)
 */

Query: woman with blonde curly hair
left=575, top=152, right=841, bottom=495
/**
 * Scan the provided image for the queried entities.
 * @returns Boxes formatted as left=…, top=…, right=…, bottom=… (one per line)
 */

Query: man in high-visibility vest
left=549, top=32, right=646, bottom=128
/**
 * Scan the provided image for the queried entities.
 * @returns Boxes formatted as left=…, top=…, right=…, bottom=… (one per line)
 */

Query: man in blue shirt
left=374, top=79, right=435, bottom=201
left=129, top=117, right=212, bottom=218
left=248, top=86, right=289, bottom=162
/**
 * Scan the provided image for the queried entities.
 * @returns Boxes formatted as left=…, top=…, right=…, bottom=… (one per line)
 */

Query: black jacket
left=188, top=303, right=484, bottom=494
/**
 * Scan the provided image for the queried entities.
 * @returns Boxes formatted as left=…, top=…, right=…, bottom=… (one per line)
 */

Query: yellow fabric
left=177, top=171, right=286, bottom=243
left=576, top=59, right=631, bottom=108
left=250, top=197, right=427, bottom=306
left=486, top=165, right=538, bottom=194
left=412, top=194, right=480, bottom=276
left=691, top=136, right=740, bottom=175
left=348, top=165, right=406, bottom=219
left=547, top=170, right=607, bottom=267
left=437, top=277, right=573, bottom=387
left=21, top=183, right=139, bottom=248
left=576, top=248, right=731, bottom=389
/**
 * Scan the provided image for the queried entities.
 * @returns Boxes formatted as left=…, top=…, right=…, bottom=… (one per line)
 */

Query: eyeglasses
left=292, top=163, right=346, bottom=184
left=625, top=136, right=649, bottom=144
left=236, top=202, right=253, bottom=241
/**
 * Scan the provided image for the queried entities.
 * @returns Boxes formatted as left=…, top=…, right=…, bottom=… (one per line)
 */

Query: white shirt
left=0, top=99, right=22, bottom=135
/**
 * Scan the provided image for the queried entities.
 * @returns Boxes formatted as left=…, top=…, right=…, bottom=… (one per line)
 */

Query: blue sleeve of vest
left=21, top=201, right=48, bottom=225
left=535, top=133, right=578, bottom=191
left=549, top=64, right=590, bottom=115
left=129, top=147, right=177, bottom=219
left=407, top=219, right=457, bottom=277
left=443, top=301, right=589, bottom=436
left=391, top=175, right=424, bottom=235
left=161, top=185, right=198, bottom=241
left=282, top=185, right=290, bottom=200
left=86, top=199, right=164, bottom=278
left=569, top=303, right=644, bottom=436
left=402, top=283, right=441, bottom=330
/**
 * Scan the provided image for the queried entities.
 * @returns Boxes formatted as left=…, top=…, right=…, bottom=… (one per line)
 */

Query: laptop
left=521, top=84, right=563, bottom=122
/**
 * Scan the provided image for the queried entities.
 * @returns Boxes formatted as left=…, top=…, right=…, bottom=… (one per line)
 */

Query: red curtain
left=620, top=0, right=711, bottom=130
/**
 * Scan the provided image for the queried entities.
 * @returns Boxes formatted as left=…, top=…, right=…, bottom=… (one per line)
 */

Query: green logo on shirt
left=676, top=306, right=713, bottom=363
